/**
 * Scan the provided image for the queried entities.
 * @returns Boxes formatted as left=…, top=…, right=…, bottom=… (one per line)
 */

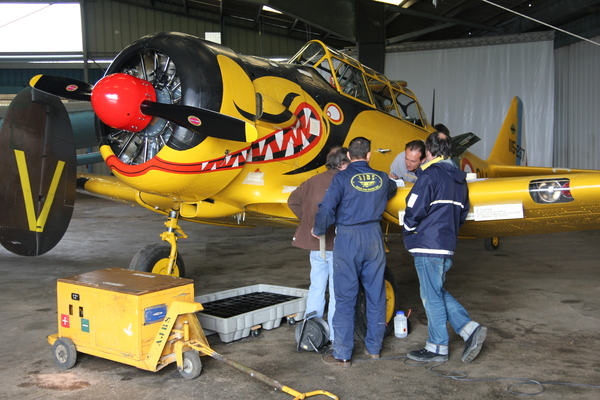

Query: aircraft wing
left=384, top=172, right=600, bottom=238
left=80, top=167, right=600, bottom=240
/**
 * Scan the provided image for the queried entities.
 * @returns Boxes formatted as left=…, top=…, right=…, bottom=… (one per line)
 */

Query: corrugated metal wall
left=83, top=0, right=304, bottom=60
left=553, top=35, right=600, bottom=170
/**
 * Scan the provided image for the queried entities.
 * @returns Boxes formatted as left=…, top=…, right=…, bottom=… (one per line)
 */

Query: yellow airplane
left=2, top=32, right=600, bottom=337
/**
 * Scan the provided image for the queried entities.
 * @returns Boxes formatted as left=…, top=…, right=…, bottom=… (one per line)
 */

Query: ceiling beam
left=384, top=3, right=503, bottom=34
left=387, top=22, right=455, bottom=44
left=243, top=0, right=357, bottom=41
left=497, top=0, right=600, bottom=34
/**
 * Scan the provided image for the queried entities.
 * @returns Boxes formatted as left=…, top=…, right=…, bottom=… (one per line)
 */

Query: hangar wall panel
left=385, top=35, right=554, bottom=168
left=554, top=35, right=600, bottom=170
left=83, top=1, right=302, bottom=60
left=83, top=1, right=218, bottom=58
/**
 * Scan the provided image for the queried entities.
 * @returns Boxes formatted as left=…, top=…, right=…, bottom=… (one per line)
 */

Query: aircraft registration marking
left=469, top=203, right=524, bottom=221
left=14, top=149, right=65, bottom=232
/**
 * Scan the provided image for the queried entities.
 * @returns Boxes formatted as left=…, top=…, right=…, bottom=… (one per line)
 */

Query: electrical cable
left=482, top=0, right=600, bottom=47
left=354, top=355, right=600, bottom=395
left=0, top=3, right=53, bottom=30
left=426, top=359, right=600, bottom=396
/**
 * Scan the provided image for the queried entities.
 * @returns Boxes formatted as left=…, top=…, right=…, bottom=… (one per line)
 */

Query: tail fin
left=487, top=96, right=526, bottom=166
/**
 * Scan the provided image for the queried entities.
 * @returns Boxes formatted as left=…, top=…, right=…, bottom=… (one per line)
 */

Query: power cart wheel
left=179, top=351, right=202, bottom=380
left=52, top=337, right=77, bottom=370
left=129, top=243, right=186, bottom=277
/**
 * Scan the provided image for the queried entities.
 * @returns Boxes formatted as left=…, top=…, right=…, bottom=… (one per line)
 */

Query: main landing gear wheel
left=354, top=267, right=400, bottom=341
left=129, top=243, right=186, bottom=277
left=485, top=237, right=500, bottom=251
left=179, top=351, right=202, bottom=380
left=52, top=337, right=77, bottom=370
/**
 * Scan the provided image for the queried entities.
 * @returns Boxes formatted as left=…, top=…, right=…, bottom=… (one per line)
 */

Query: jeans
left=306, top=250, right=335, bottom=341
left=414, top=256, right=476, bottom=355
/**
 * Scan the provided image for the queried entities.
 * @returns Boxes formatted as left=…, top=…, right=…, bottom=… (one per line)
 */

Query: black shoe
left=322, top=353, right=352, bottom=367
left=462, top=325, right=487, bottom=363
left=407, top=348, right=448, bottom=362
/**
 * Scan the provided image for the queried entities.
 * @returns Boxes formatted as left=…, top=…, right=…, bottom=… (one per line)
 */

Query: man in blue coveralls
left=313, top=137, right=397, bottom=367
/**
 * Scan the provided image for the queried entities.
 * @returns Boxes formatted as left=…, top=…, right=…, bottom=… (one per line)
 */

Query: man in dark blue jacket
left=314, top=137, right=397, bottom=367
left=403, top=131, right=487, bottom=363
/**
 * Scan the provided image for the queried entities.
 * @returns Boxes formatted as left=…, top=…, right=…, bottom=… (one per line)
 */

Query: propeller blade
left=29, top=75, right=92, bottom=101
left=140, top=101, right=258, bottom=143
left=29, top=73, right=258, bottom=143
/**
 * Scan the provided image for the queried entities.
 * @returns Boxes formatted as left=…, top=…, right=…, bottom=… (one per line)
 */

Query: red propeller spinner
left=91, top=73, right=156, bottom=132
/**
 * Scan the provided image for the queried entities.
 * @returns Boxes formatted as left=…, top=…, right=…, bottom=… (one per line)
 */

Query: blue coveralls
left=314, top=160, right=397, bottom=359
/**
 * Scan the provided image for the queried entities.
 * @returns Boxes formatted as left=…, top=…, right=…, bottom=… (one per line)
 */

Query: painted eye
left=325, top=104, right=342, bottom=124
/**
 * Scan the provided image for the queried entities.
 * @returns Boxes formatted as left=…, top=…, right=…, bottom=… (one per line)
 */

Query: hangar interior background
left=0, top=0, right=599, bottom=169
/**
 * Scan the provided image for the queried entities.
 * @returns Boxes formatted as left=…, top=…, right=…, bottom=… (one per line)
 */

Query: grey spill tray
left=195, top=284, right=308, bottom=343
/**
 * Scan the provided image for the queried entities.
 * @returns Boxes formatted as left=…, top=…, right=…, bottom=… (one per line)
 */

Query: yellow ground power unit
left=48, top=267, right=208, bottom=379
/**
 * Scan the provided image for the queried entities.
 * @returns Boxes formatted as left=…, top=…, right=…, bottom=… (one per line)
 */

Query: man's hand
left=311, top=228, right=320, bottom=239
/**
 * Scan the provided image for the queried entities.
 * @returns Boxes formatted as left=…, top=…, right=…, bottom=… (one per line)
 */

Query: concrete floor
left=1, top=194, right=599, bottom=400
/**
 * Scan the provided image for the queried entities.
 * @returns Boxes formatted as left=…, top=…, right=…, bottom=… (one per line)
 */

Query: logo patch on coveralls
left=351, top=173, right=383, bottom=192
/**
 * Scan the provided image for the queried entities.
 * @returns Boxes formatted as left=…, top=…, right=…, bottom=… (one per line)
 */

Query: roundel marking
left=325, top=103, right=343, bottom=125
left=351, top=173, right=383, bottom=192
left=188, top=116, right=202, bottom=126
left=461, top=157, right=474, bottom=173
left=66, top=84, right=78, bottom=92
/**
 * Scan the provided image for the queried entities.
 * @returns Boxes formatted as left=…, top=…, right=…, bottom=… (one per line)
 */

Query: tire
left=179, top=351, right=202, bottom=380
left=485, top=237, right=500, bottom=251
left=129, top=243, right=185, bottom=277
left=354, top=267, right=400, bottom=341
left=52, top=337, right=77, bottom=370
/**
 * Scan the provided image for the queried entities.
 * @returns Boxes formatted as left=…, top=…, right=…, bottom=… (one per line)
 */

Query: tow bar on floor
left=191, top=340, right=338, bottom=399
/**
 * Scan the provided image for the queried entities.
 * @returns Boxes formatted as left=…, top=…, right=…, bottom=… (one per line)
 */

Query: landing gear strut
left=129, top=210, right=188, bottom=277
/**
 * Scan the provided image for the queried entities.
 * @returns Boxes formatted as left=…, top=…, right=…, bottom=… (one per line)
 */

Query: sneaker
left=322, top=353, right=352, bottom=367
left=462, top=325, right=487, bottom=363
left=407, top=348, right=448, bottom=362
left=364, top=348, right=380, bottom=359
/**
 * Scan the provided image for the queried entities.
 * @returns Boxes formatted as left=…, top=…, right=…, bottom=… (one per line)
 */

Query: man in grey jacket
left=288, top=146, right=349, bottom=343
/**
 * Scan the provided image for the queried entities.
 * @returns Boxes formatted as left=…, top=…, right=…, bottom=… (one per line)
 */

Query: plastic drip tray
left=195, top=284, right=308, bottom=343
